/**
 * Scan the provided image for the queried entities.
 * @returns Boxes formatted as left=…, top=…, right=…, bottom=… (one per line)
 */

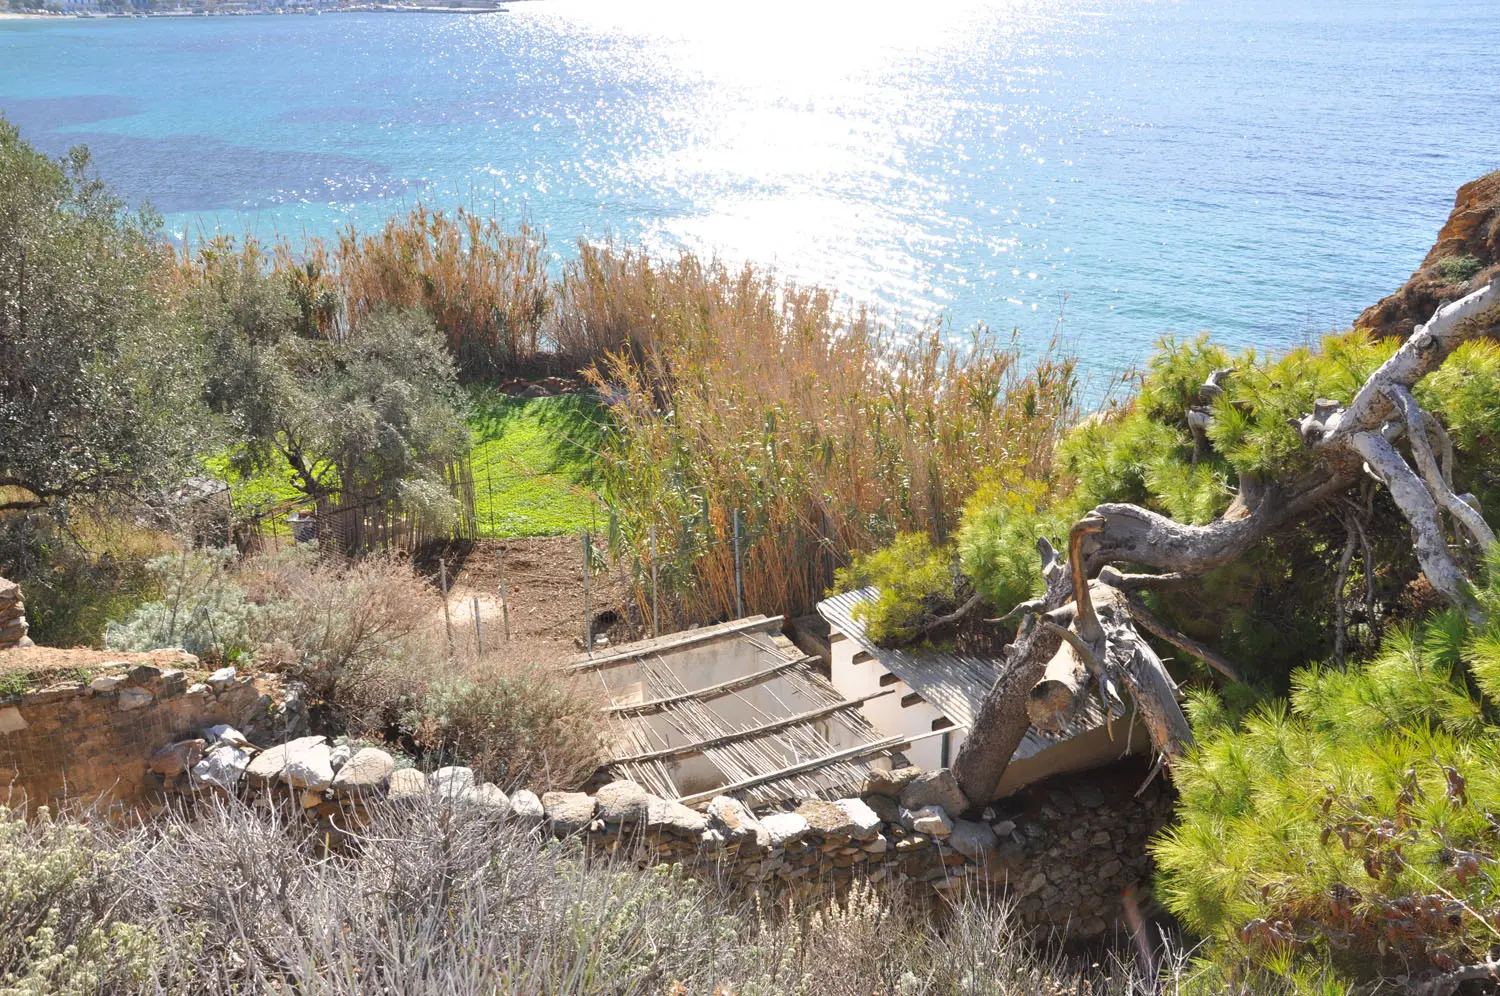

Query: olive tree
left=0, top=119, right=205, bottom=513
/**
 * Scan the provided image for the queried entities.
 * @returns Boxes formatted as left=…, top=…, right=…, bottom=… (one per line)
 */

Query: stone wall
left=0, top=656, right=304, bottom=813
left=0, top=577, right=31, bottom=650
left=166, top=729, right=1173, bottom=943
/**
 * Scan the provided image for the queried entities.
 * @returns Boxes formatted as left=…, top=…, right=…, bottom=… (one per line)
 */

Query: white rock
left=204, top=724, right=252, bottom=749
left=192, top=745, right=251, bottom=793
left=206, top=666, right=237, bottom=692
left=89, top=675, right=123, bottom=694
left=906, top=805, right=953, bottom=838
left=430, top=766, right=476, bottom=798
left=283, top=743, right=335, bottom=791
left=761, top=812, right=810, bottom=847
left=834, top=797, right=882, bottom=841
left=329, top=743, right=353, bottom=773
left=991, top=819, right=1016, bottom=838
left=118, top=687, right=154, bottom=711
left=463, top=783, right=511, bottom=815
left=510, top=789, right=544, bottom=826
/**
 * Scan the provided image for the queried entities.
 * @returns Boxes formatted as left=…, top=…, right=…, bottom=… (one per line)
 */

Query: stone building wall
left=0, top=654, right=302, bottom=813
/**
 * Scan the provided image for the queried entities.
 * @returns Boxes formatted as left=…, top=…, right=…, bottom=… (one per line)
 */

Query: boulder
left=192, top=745, right=251, bottom=793
left=127, top=663, right=162, bottom=683
left=387, top=768, right=428, bottom=804
left=902, top=805, right=953, bottom=838
left=246, top=736, right=326, bottom=788
left=863, top=792, right=900, bottom=824
left=795, top=798, right=858, bottom=838
left=949, top=819, right=998, bottom=860
left=206, top=666, right=237, bottom=693
left=862, top=765, right=922, bottom=797
left=430, top=766, right=476, bottom=799
left=542, top=791, right=595, bottom=835
left=834, top=798, right=882, bottom=841
left=510, top=789, right=545, bottom=826
left=707, top=795, right=765, bottom=844
left=284, top=743, right=335, bottom=791
left=594, top=780, right=649, bottom=825
left=463, top=783, right=512, bottom=816
left=645, top=795, right=708, bottom=835
left=150, top=739, right=205, bottom=778
left=900, top=769, right=968, bottom=816
left=328, top=743, right=353, bottom=773
left=760, top=812, right=810, bottom=847
left=89, top=674, right=124, bottom=694
left=118, top=687, right=154, bottom=712
left=330, top=747, right=395, bottom=798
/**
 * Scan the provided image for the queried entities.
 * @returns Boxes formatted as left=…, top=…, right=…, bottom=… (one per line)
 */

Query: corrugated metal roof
left=818, top=588, right=1117, bottom=762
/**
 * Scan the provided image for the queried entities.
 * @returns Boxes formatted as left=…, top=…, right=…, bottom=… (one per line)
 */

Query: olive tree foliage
left=183, top=240, right=470, bottom=517
left=0, top=119, right=206, bottom=513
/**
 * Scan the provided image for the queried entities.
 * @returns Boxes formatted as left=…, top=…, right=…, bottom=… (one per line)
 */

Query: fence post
left=650, top=524, right=659, bottom=638
left=440, top=558, right=454, bottom=657
left=733, top=509, right=744, bottom=619
left=582, top=531, right=593, bottom=655
left=472, top=596, right=484, bottom=657
left=497, top=545, right=511, bottom=641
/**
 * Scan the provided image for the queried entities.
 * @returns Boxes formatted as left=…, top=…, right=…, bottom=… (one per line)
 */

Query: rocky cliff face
left=1357, top=171, right=1500, bottom=338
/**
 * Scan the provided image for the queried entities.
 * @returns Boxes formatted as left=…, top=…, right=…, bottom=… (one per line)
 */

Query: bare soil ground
left=0, top=647, right=203, bottom=681
left=412, top=537, right=642, bottom=666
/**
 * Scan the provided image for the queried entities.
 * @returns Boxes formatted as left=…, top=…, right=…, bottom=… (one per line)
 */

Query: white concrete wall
left=827, top=632, right=963, bottom=772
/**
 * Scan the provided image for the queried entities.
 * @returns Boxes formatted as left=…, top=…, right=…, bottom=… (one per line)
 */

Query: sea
left=2, top=0, right=1498, bottom=371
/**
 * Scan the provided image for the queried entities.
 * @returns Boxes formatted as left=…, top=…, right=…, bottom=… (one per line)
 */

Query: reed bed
left=576, top=246, right=1078, bottom=624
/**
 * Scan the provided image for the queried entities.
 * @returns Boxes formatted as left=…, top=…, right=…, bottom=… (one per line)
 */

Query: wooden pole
left=582, top=531, right=592, bottom=656
left=440, top=558, right=453, bottom=657
left=733, top=509, right=744, bottom=619
left=604, top=656, right=814, bottom=717
left=674, top=736, right=908, bottom=807
left=472, top=596, right=484, bottom=657
left=497, top=545, right=511, bottom=641
left=650, top=524, right=659, bottom=638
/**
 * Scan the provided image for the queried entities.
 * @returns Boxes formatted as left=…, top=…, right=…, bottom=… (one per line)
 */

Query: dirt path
left=415, top=537, right=640, bottom=665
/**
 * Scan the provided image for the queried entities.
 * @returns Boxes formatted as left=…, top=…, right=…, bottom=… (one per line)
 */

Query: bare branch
left=1387, top=384, right=1496, bottom=552
left=1122, top=596, right=1244, bottom=683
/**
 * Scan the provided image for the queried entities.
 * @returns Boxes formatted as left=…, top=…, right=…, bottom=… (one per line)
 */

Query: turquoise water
left=2, top=0, right=1498, bottom=368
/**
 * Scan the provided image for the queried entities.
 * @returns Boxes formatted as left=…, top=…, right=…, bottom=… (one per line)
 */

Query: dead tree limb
left=1121, top=596, right=1244, bottom=684
left=955, top=278, right=1500, bottom=804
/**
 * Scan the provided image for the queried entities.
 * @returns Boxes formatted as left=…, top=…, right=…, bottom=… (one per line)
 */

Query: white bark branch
left=1387, top=384, right=1496, bottom=553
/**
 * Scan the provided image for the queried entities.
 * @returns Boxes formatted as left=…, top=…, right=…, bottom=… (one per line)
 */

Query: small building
left=566, top=615, right=901, bottom=807
left=818, top=587, right=1147, bottom=802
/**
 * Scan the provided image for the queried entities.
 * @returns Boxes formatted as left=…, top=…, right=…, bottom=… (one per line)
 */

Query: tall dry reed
left=320, top=205, right=550, bottom=377
left=578, top=246, right=1078, bottom=624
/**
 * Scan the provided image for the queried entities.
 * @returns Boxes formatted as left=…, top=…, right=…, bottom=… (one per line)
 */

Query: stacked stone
left=0, top=577, right=32, bottom=650
left=142, top=728, right=1174, bottom=941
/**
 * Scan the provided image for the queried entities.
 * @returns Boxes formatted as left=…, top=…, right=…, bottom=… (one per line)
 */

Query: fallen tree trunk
left=955, top=277, right=1500, bottom=805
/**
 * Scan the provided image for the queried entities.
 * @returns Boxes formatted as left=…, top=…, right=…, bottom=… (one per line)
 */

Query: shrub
left=835, top=533, right=959, bottom=645
left=104, top=547, right=252, bottom=663
left=1434, top=253, right=1483, bottom=286
left=404, top=661, right=606, bottom=791
left=0, top=796, right=1193, bottom=995
left=1154, top=561, right=1500, bottom=992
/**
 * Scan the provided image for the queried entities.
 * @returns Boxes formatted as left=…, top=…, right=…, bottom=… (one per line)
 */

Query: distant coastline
left=0, top=4, right=508, bottom=17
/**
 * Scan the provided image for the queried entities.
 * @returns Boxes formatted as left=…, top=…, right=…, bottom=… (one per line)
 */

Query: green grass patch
left=469, top=391, right=610, bottom=538
left=201, top=392, right=609, bottom=538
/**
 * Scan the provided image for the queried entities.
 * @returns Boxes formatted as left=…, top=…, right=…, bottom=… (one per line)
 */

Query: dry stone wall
left=161, top=726, right=1173, bottom=943
left=0, top=657, right=306, bottom=813
left=0, top=577, right=31, bottom=650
